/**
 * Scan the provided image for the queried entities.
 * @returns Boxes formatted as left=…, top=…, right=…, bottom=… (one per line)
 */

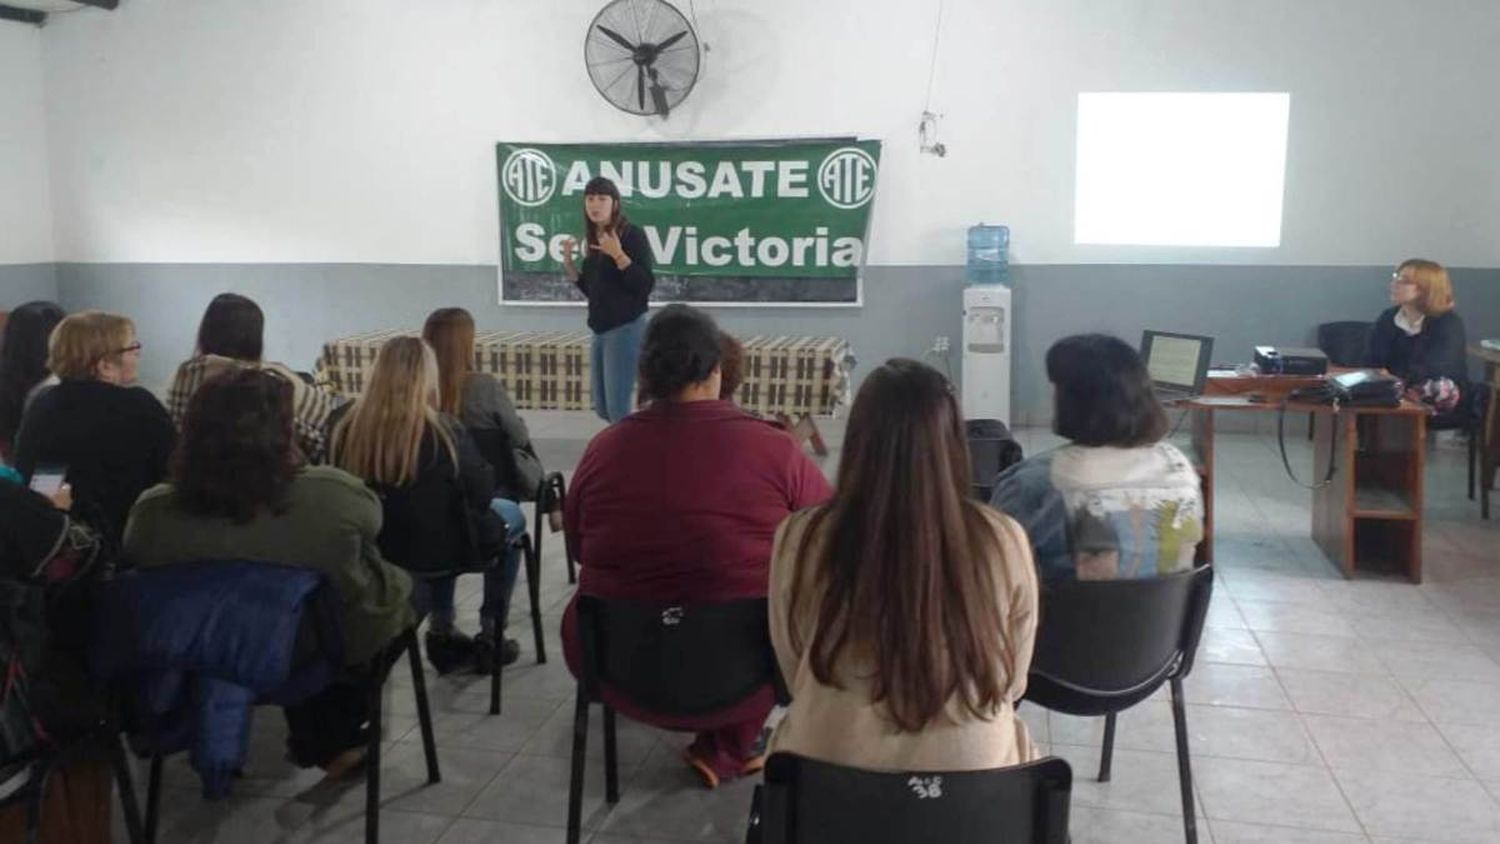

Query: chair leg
left=108, top=734, right=147, bottom=844
left=1098, top=712, right=1117, bottom=783
left=1307, top=410, right=1314, bottom=441
left=526, top=542, right=547, bottom=664
left=603, top=705, right=620, bottom=804
left=25, top=784, right=43, bottom=844
left=1469, top=425, right=1477, bottom=500
left=1170, top=677, right=1199, bottom=844
left=366, top=677, right=383, bottom=844
left=566, top=690, right=590, bottom=844
left=490, top=635, right=503, bottom=716
left=405, top=631, right=441, bottom=784
left=145, top=754, right=163, bottom=844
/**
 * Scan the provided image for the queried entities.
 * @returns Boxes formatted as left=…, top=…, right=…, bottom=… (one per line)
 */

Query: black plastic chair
left=134, top=628, right=439, bottom=844
left=535, top=471, right=575, bottom=584
left=966, top=418, right=1023, bottom=501
left=746, top=752, right=1073, bottom=844
left=566, top=596, right=784, bottom=844
left=1023, top=565, right=1214, bottom=844
left=98, top=565, right=441, bottom=844
left=468, top=427, right=555, bottom=659
left=413, top=525, right=535, bottom=717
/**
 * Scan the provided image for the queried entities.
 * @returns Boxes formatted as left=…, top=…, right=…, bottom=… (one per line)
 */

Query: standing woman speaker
left=562, top=177, right=656, bottom=423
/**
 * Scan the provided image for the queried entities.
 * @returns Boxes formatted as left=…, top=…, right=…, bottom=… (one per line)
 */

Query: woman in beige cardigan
left=768, top=358, right=1039, bottom=771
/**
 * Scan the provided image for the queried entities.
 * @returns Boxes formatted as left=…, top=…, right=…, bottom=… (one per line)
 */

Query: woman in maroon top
left=562, top=304, right=832, bottom=787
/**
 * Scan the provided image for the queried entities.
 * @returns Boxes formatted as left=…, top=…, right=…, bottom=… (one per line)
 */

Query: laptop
left=1140, top=330, right=1214, bottom=402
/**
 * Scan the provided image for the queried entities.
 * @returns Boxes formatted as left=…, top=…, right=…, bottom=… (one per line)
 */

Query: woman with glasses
left=1365, top=259, right=1469, bottom=413
left=13, top=311, right=175, bottom=543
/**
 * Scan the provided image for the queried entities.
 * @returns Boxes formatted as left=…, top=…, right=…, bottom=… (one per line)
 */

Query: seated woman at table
left=561, top=304, right=832, bottom=788
left=1364, top=258, right=1469, bottom=413
left=769, top=358, right=1039, bottom=772
left=991, top=334, right=1203, bottom=583
left=166, top=292, right=339, bottom=461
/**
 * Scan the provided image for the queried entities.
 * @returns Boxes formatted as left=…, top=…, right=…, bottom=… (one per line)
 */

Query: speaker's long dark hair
left=788, top=359, right=1016, bottom=732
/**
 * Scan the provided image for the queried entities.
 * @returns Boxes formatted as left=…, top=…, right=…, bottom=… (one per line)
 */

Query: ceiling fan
left=584, top=0, right=702, bottom=120
left=0, top=0, right=117, bottom=26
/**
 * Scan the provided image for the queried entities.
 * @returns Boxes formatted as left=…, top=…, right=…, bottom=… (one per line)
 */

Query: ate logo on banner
left=502, top=148, right=559, bottom=206
left=817, top=147, right=878, bottom=210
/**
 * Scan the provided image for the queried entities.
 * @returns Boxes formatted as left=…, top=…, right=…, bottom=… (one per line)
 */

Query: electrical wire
left=922, top=0, right=945, bottom=111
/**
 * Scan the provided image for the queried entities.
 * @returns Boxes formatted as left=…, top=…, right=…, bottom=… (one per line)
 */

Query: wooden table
left=1184, top=371, right=1431, bottom=582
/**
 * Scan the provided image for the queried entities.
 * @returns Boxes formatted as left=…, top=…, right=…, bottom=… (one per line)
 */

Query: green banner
left=497, top=139, right=881, bottom=283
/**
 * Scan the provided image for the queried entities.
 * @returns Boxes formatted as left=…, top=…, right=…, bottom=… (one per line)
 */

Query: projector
left=1254, top=346, right=1329, bottom=376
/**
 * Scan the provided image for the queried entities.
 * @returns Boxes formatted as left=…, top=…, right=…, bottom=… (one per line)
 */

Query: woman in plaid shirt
left=166, top=293, right=339, bottom=462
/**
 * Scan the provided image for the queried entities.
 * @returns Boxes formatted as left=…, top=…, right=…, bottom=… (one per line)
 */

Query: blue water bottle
left=966, top=224, right=1010, bottom=285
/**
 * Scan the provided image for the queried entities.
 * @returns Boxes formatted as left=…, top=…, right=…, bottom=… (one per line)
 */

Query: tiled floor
left=125, top=412, right=1500, bottom=843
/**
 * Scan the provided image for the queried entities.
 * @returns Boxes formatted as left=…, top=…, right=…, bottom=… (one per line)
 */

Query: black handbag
left=1289, top=370, right=1403, bottom=408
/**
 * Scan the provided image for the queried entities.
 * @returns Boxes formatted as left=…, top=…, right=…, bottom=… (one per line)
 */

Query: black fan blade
left=636, top=64, right=645, bottom=110
left=596, top=25, right=637, bottom=52
left=655, top=30, right=689, bottom=52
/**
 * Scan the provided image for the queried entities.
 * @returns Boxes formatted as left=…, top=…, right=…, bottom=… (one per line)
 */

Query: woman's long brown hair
left=422, top=307, right=476, bottom=415
left=788, top=358, right=1014, bottom=732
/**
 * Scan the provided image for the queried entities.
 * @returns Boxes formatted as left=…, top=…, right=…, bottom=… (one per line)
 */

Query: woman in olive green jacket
left=123, top=367, right=413, bottom=775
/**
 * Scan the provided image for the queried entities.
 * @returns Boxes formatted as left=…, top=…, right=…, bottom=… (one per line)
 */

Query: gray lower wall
left=51, top=262, right=1500, bottom=425
left=0, top=263, right=59, bottom=309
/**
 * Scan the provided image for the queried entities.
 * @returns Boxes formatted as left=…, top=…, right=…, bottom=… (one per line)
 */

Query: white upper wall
left=0, top=22, right=54, bottom=264
left=37, top=0, right=1500, bottom=266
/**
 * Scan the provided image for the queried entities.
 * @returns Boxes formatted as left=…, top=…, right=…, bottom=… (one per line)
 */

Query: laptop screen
left=1141, top=330, right=1214, bottom=396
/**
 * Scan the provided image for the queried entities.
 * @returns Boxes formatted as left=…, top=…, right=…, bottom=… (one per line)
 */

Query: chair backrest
left=966, top=419, right=1023, bottom=501
left=757, top=752, right=1072, bottom=844
left=92, top=560, right=343, bottom=698
left=1315, top=321, right=1373, bottom=367
left=575, top=595, right=779, bottom=715
left=1030, top=565, right=1213, bottom=698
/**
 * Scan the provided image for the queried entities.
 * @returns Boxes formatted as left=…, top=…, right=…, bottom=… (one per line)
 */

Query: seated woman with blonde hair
left=330, top=337, right=523, bottom=674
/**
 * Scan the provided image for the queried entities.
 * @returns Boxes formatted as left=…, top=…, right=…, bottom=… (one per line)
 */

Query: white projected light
left=1074, top=93, right=1291, bottom=247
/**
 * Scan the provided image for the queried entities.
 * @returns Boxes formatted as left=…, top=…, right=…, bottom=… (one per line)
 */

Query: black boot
left=473, top=632, right=521, bottom=674
left=424, top=629, right=477, bottom=675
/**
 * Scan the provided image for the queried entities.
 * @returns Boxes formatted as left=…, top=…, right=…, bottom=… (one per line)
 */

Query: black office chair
left=1024, top=565, right=1214, bottom=844
left=746, top=753, right=1073, bottom=844
left=1308, top=321, right=1375, bottom=439
left=1427, top=385, right=1490, bottom=513
left=96, top=564, right=442, bottom=844
left=566, top=596, right=784, bottom=844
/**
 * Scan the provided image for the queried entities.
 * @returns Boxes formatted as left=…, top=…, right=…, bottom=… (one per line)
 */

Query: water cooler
left=962, top=224, right=1012, bottom=426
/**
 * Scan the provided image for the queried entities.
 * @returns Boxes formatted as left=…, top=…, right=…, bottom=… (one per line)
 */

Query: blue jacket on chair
left=92, top=560, right=344, bottom=798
